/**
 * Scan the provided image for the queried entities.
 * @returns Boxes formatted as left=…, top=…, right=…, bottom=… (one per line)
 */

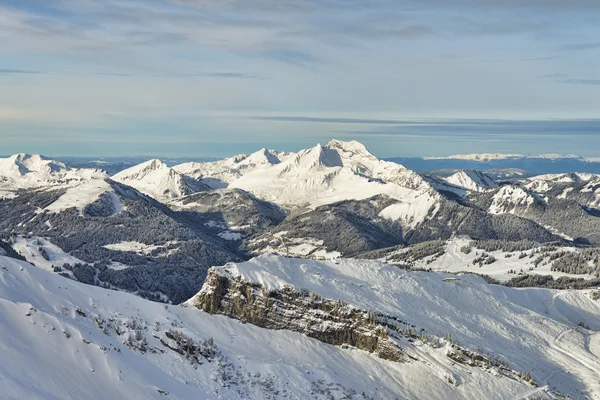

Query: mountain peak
left=141, top=158, right=167, bottom=170
left=3, top=153, right=67, bottom=175
left=325, top=139, right=374, bottom=159
left=243, top=148, right=281, bottom=165
left=113, top=159, right=167, bottom=179
left=445, top=169, right=498, bottom=192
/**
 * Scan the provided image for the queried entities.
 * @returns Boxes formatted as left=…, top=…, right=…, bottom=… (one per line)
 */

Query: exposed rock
left=190, top=268, right=406, bottom=362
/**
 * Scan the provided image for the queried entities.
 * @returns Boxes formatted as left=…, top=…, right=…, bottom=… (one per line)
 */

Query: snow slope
left=12, top=236, right=86, bottom=273
left=488, top=185, right=543, bottom=215
left=0, top=255, right=550, bottom=400
left=404, top=237, right=596, bottom=282
left=208, top=254, right=600, bottom=399
left=445, top=170, right=498, bottom=192
left=112, top=159, right=206, bottom=201
left=44, top=178, right=124, bottom=215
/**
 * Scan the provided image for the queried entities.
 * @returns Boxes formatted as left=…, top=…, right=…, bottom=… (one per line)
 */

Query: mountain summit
left=112, top=159, right=208, bottom=201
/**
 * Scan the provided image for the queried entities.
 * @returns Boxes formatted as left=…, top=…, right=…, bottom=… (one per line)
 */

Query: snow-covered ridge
left=444, top=170, right=498, bottom=192
left=1, top=254, right=568, bottom=400
left=488, top=185, right=543, bottom=214
left=173, top=148, right=293, bottom=189
left=112, top=159, right=207, bottom=201
left=0, top=153, right=107, bottom=191
left=199, top=254, right=600, bottom=398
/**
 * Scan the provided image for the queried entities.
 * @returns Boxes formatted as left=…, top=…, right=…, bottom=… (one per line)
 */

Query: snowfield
left=404, top=237, right=598, bottom=282
left=0, top=255, right=562, bottom=400
left=103, top=241, right=180, bottom=256
left=444, top=170, right=498, bottom=192
left=12, top=236, right=86, bottom=273
left=44, top=178, right=124, bottom=215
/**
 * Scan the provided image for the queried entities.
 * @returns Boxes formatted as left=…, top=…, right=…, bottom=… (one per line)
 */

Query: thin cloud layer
left=0, top=0, right=599, bottom=157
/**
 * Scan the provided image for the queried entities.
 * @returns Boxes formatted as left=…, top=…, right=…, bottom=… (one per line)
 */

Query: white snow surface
left=103, top=241, right=180, bottom=257
left=217, top=231, right=242, bottom=241
left=112, top=159, right=198, bottom=201
left=207, top=254, right=600, bottom=399
left=425, top=153, right=582, bottom=161
left=444, top=170, right=498, bottom=192
left=12, top=236, right=86, bottom=273
left=407, top=237, right=594, bottom=282
left=0, top=153, right=107, bottom=195
left=489, top=185, right=540, bottom=214
left=45, top=178, right=124, bottom=215
left=0, top=255, right=555, bottom=400
left=173, top=148, right=292, bottom=189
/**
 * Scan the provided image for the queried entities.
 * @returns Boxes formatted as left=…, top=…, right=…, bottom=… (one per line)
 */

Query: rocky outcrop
left=189, top=268, right=406, bottom=362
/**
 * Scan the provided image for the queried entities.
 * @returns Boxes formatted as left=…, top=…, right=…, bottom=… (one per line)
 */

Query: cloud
left=93, top=72, right=134, bottom=77
left=341, top=119, right=600, bottom=138
left=537, top=73, right=565, bottom=79
left=250, top=115, right=600, bottom=137
left=251, top=116, right=406, bottom=124
left=0, top=68, right=42, bottom=74
left=259, top=49, right=319, bottom=67
left=564, top=79, right=600, bottom=85
left=201, top=72, right=265, bottom=79
left=560, top=42, right=600, bottom=51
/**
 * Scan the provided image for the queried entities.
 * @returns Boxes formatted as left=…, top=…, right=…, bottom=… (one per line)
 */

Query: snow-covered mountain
left=444, top=170, right=498, bottom=192
left=112, top=159, right=209, bottom=201
left=0, top=153, right=106, bottom=194
left=221, top=140, right=440, bottom=229
left=388, top=154, right=600, bottom=176
left=5, top=253, right=598, bottom=399
left=426, top=153, right=583, bottom=162
left=464, top=172, right=600, bottom=244
left=189, top=254, right=600, bottom=399
left=173, top=148, right=293, bottom=189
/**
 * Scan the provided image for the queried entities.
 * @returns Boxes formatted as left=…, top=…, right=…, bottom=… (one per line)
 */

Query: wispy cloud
left=560, top=42, right=600, bottom=51
left=202, top=72, right=265, bottom=79
left=0, top=68, right=42, bottom=75
left=564, top=79, right=600, bottom=85
left=537, top=73, right=565, bottom=79
left=251, top=116, right=600, bottom=137
left=1, top=0, right=600, bottom=158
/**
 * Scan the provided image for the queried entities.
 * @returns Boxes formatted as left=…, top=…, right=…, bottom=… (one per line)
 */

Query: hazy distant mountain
left=386, top=153, right=600, bottom=176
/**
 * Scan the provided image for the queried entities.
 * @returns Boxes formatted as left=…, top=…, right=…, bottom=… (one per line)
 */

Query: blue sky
left=1, top=0, right=599, bottom=157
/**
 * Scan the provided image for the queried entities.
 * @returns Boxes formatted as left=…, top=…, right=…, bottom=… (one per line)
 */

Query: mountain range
left=387, top=153, right=600, bottom=176
left=1, top=140, right=599, bottom=399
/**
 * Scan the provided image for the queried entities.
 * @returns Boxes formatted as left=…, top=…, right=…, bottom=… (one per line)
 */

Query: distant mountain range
left=6, top=152, right=599, bottom=178
left=386, top=153, right=600, bottom=176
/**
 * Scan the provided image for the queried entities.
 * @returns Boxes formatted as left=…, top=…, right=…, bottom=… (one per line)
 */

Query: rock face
left=190, top=268, right=406, bottom=362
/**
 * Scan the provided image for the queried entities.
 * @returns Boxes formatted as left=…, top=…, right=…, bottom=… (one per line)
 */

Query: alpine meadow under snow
left=1, top=140, right=600, bottom=399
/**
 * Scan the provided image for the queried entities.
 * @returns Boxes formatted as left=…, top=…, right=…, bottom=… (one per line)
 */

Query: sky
left=1, top=0, right=599, bottom=158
